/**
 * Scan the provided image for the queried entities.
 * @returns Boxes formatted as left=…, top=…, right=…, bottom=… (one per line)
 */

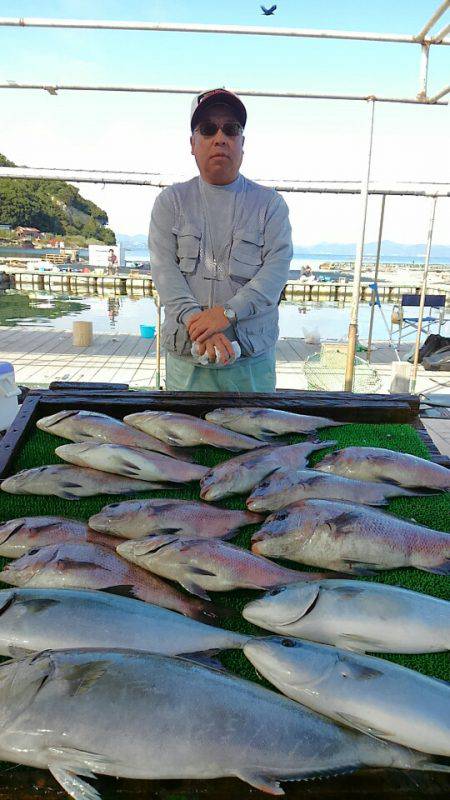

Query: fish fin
left=101, top=584, right=139, bottom=599
left=337, top=560, right=380, bottom=576
left=235, top=771, right=285, bottom=795
left=180, top=578, right=211, bottom=601
left=57, top=660, right=109, bottom=696
left=423, top=559, right=450, bottom=576
left=338, top=655, right=385, bottom=680
left=166, top=433, right=186, bottom=446
left=61, top=482, right=84, bottom=488
left=20, top=597, right=60, bottom=613
left=55, top=558, right=98, bottom=572
left=152, top=527, right=184, bottom=536
left=58, top=489, right=82, bottom=500
left=178, top=650, right=226, bottom=671
left=49, top=766, right=101, bottom=800
left=333, top=711, right=392, bottom=740
left=336, top=633, right=385, bottom=652
left=256, top=428, right=279, bottom=440
left=189, top=566, right=217, bottom=577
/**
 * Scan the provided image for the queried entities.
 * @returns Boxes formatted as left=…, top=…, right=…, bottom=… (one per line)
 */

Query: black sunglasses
left=196, top=121, right=243, bottom=138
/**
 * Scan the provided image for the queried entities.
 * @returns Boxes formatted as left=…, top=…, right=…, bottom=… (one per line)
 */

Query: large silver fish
left=251, top=499, right=450, bottom=575
left=246, top=468, right=427, bottom=511
left=0, top=464, right=165, bottom=500
left=36, top=409, right=183, bottom=458
left=206, top=406, right=344, bottom=439
left=0, top=516, right=120, bottom=557
left=0, top=649, right=443, bottom=800
left=55, top=442, right=208, bottom=483
left=200, top=441, right=335, bottom=501
left=242, top=579, right=450, bottom=653
left=0, top=541, right=215, bottom=621
left=244, top=637, right=450, bottom=756
left=0, top=587, right=248, bottom=657
left=116, top=535, right=331, bottom=600
left=89, top=498, right=263, bottom=540
left=316, top=446, right=450, bottom=490
left=123, top=410, right=265, bottom=451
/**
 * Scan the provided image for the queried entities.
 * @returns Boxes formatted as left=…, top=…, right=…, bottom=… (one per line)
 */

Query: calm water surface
left=0, top=290, right=400, bottom=342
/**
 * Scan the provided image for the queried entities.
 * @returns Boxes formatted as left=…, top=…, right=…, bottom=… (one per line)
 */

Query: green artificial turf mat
left=0, top=419, right=449, bottom=687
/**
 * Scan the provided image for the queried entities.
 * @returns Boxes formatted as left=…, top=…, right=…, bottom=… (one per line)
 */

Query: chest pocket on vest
left=173, top=224, right=201, bottom=274
left=229, top=229, right=263, bottom=284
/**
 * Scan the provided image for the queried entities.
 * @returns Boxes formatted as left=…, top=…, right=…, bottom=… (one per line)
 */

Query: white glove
left=191, top=340, right=241, bottom=367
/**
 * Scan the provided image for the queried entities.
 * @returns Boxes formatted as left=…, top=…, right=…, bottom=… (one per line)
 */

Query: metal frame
left=1, top=2, right=449, bottom=393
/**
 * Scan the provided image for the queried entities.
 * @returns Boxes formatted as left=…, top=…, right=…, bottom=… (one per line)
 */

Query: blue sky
left=0, top=1, right=448, bottom=244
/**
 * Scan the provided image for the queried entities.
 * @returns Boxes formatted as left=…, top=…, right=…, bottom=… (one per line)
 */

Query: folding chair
left=390, top=294, right=447, bottom=345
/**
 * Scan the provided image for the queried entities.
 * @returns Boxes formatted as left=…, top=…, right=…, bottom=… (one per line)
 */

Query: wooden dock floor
left=1, top=325, right=449, bottom=455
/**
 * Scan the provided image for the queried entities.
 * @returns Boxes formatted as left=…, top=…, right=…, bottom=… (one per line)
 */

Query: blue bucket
left=140, top=324, right=156, bottom=338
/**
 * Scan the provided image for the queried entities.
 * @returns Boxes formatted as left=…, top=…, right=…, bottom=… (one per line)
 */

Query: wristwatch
left=223, top=307, right=237, bottom=322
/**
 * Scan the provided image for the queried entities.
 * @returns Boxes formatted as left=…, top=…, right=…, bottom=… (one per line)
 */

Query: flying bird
left=261, top=5, right=277, bottom=15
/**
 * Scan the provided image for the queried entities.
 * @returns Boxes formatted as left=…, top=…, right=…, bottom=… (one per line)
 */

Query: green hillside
left=0, top=153, right=115, bottom=245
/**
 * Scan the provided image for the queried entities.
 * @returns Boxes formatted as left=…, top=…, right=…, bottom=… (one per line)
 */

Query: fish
left=244, top=637, right=450, bottom=756
left=0, top=541, right=216, bottom=622
left=242, top=579, right=450, bottom=653
left=205, top=406, right=344, bottom=439
left=0, top=649, right=446, bottom=800
left=116, top=535, right=332, bottom=600
left=36, top=409, right=184, bottom=459
left=251, top=499, right=450, bottom=575
left=55, top=442, right=208, bottom=483
left=316, top=446, right=450, bottom=490
left=0, top=516, right=121, bottom=557
left=200, top=441, right=336, bottom=501
left=89, top=498, right=263, bottom=540
left=0, top=464, right=165, bottom=500
left=246, top=468, right=429, bottom=511
left=0, top=587, right=249, bottom=658
left=123, top=410, right=265, bottom=451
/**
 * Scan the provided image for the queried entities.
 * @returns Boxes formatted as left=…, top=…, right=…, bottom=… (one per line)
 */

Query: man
left=149, top=88, right=293, bottom=391
left=107, top=248, right=118, bottom=275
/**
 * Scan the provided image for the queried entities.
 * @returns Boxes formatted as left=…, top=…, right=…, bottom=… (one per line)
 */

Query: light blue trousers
left=165, top=349, right=276, bottom=392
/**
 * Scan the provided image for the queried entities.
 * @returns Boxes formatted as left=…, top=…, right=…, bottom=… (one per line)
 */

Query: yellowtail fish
left=0, top=649, right=446, bottom=799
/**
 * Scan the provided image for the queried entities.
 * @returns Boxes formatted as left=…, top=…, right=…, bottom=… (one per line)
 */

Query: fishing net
left=304, top=343, right=382, bottom=392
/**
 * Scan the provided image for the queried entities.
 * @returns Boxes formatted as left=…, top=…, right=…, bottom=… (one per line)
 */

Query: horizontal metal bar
left=0, top=81, right=448, bottom=105
left=0, top=16, right=448, bottom=44
left=1, top=166, right=449, bottom=196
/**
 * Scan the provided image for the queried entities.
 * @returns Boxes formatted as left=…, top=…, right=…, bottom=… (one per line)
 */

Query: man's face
left=190, top=104, right=244, bottom=185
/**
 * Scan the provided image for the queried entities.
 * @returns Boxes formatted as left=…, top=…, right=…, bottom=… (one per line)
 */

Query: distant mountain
left=294, top=241, right=450, bottom=257
left=117, top=233, right=148, bottom=249
left=117, top=234, right=450, bottom=258
left=0, top=153, right=116, bottom=244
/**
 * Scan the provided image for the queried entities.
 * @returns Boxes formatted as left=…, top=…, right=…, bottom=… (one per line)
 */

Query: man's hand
left=195, top=333, right=235, bottom=365
left=187, top=306, right=229, bottom=343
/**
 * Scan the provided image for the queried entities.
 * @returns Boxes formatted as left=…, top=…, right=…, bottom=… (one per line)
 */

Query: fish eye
left=107, top=503, right=120, bottom=509
left=28, top=548, right=40, bottom=556
left=275, top=511, right=288, bottom=521
left=281, top=639, right=296, bottom=648
left=268, top=586, right=286, bottom=596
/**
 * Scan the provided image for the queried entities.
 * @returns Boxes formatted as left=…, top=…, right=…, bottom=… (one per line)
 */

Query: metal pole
left=431, top=22, right=450, bottom=42
left=366, top=194, right=386, bottom=362
left=344, top=99, right=376, bottom=391
left=1, top=16, right=447, bottom=44
left=0, top=81, right=448, bottom=105
left=414, top=1, right=450, bottom=40
left=417, top=44, right=430, bottom=100
left=1, top=166, right=449, bottom=196
left=155, top=294, right=161, bottom=390
left=429, top=84, right=450, bottom=102
left=410, top=196, right=438, bottom=392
